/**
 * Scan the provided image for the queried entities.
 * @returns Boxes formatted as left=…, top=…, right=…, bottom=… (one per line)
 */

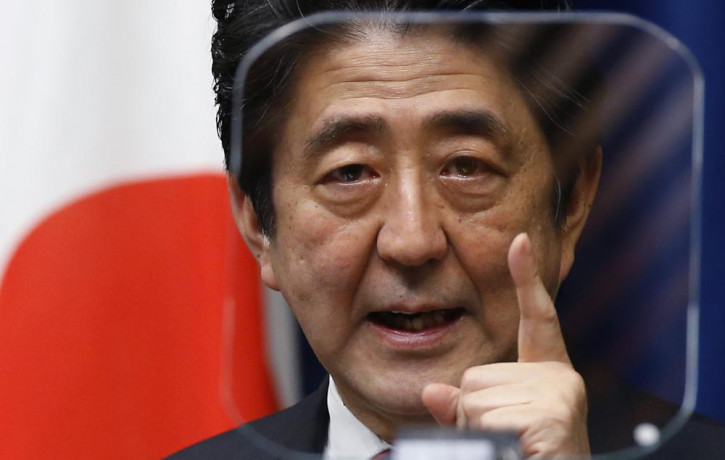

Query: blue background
left=577, top=0, right=725, bottom=424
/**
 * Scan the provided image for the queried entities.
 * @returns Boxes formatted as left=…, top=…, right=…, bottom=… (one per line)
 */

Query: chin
left=358, top=366, right=454, bottom=416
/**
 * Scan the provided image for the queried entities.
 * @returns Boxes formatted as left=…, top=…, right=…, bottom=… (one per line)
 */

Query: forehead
left=307, top=30, right=508, bottom=96
left=277, top=28, right=544, bottom=155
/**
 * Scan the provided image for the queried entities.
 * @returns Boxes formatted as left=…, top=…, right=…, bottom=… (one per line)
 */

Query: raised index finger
left=508, top=233, right=570, bottom=364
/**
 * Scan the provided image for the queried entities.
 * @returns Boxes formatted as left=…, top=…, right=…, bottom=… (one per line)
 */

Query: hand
left=422, top=233, right=590, bottom=458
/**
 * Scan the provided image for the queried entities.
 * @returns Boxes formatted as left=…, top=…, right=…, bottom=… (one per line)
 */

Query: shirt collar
left=324, top=377, right=391, bottom=459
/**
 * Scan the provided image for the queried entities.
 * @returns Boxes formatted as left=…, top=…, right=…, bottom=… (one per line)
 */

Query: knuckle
left=569, top=371, right=587, bottom=395
left=559, top=369, right=587, bottom=403
left=460, top=394, right=479, bottom=420
left=520, top=420, right=566, bottom=457
left=539, top=302, right=560, bottom=325
left=460, top=367, right=483, bottom=393
left=539, top=398, right=572, bottom=423
left=549, top=406, right=573, bottom=428
left=548, top=363, right=583, bottom=387
left=522, top=440, right=553, bottom=459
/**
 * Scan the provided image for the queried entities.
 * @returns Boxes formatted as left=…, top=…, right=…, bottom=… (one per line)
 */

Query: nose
left=376, top=172, right=448, bottom=267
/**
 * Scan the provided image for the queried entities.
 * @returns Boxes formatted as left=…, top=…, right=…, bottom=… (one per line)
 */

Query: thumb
left=422, top=383, right=460, bottom=426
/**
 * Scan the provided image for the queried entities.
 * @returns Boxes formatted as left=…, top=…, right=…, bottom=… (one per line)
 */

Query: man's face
left=243, top=30, right=580, bottom=424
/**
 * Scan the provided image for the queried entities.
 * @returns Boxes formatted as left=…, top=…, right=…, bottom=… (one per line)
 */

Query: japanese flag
left=0, top=2, right=299, bottom=459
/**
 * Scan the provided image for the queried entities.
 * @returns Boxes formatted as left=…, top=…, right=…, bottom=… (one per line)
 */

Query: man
left=168, top=1, right=613, bottom=458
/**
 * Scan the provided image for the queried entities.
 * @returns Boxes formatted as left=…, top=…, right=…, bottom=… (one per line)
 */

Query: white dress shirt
left=324, top=377, right=391, bottom=459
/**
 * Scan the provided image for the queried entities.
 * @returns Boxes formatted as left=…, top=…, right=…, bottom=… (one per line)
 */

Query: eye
left=323, top=164, right=376, bottom=183
left=315, top=162, right=381, bottom=212
left=441, top=156, right=487, bottom=178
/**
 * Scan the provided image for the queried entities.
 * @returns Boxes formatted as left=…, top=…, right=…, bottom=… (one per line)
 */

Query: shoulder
left=166, top=380, right=330, bottom=460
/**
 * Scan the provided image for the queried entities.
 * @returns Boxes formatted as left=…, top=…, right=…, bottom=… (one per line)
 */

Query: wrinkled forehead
left=278, top=27, right=542, bottom=157
left=292, top=28, right=534, bottom=115
left=301, top=28, right=514, bottom=93
left=290, top=24, right=518, bottom=98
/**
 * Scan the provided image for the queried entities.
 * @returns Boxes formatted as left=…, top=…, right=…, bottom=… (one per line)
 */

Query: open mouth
left=367, top=308, right=464, bottom=332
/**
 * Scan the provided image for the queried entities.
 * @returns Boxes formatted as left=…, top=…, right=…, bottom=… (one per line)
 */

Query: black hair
left=210, top=0, right=603, bottom=236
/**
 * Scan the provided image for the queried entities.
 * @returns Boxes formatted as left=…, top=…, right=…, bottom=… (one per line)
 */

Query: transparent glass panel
left=223, top=11, right=702, bottom=459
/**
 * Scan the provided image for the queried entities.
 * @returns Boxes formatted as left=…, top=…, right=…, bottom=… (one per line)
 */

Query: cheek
left=515, top=183, right=563, bottom=292
left=454, top=224, right=511, bottom=288
left=500, top=159, right=562, bottom=280
left=450, top=213, right=518, bottom=313
left=270, top=194, right=375, bottom=317
left=449, top=178, right=558, bottom=320
left=452, top=225, right=520, bottom=362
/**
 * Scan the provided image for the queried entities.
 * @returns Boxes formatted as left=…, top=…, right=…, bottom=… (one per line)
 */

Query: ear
left=227, top=175, right=280, bottom=291
left=558, top=146, right=602, bottom=282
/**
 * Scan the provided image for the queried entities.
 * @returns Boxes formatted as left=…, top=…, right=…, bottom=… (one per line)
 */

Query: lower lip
left=367, top=316, right=462, bottom=350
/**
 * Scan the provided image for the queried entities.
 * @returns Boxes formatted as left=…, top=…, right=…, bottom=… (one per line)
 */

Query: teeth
left=373, top=309, right=460, bottom=332
left=411, top=317, right=423, bottom=331
left=433, top=311, right=445, bottom=325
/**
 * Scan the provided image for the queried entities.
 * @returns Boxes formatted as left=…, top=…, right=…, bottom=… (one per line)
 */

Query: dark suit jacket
left=167, top=379, right=724, bottom=459
left=166, top=381, right=329, bottom=460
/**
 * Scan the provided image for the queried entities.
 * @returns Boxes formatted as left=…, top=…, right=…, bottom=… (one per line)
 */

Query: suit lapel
left=248, top=377, right=330, bottom=456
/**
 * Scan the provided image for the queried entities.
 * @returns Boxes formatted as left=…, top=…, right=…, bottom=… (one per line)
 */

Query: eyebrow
left=422, top=110, right=509, bottom=146
left=304, top=115, right=386, bottom=159
left=302, top=109, right=509, bottom=158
